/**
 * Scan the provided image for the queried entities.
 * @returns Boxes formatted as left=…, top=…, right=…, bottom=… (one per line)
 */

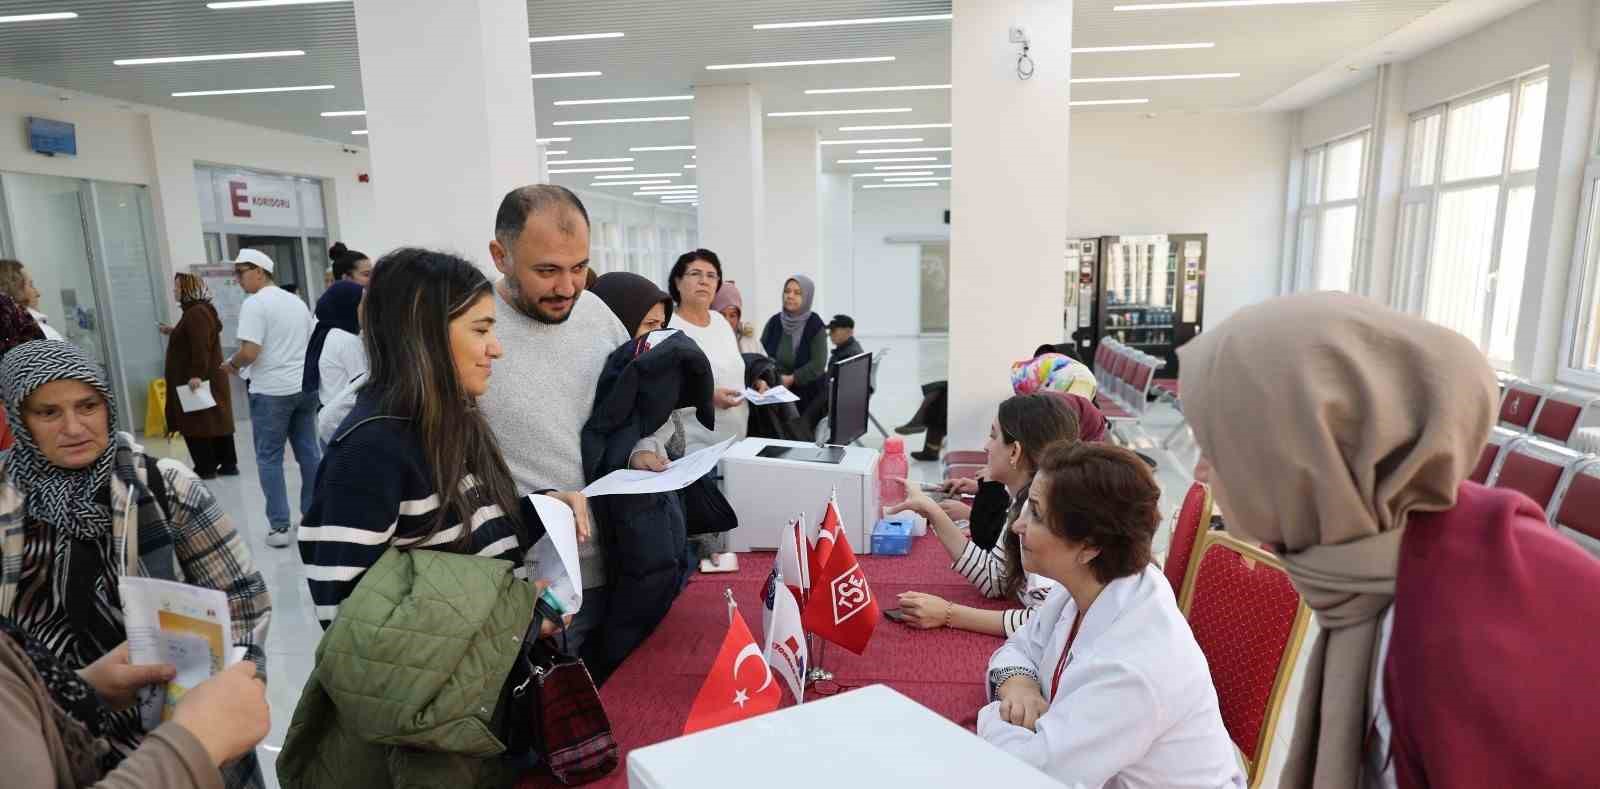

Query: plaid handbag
left=508, top=613, right=619, bottom=785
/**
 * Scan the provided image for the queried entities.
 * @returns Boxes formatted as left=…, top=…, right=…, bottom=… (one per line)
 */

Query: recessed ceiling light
left=544, top=149, right=569, bottom=156
left=1116, top=0, right=1354, bottom=8
left=862, top=182, right=943, bottom=189
left=532, top=71, right=603, bottom=80
left=754, top=13, right=951, bottom=29
left=545, top=157, right=635, bottom=165
left=528, top=32, right=624, bottom=43
left=875, top=164, right=953, bottom=170
left=593, top=172, right=682, bottom=179
left=536, top=136, right=572, bottom=143
left=115, top=49, right=304, bottom=66
left=351, top=129, right=368, bottom=135
left=805, top=84, right=951, bottom=95
left=638, top=184, right=697, bottom=190
left=634, top=191, right=698, bottom=197
left=547, top=166, right=634, bottom=174
left=884, top=176, right=951, bottom=182
left=836, top=157, right=938, bottom=163
left=551, top=116, right=690, bottom=126
left=769, top=107, right=913, bottom=118
left=707, top=56, right=895, bottom=71
left=855, top=146, right=951, bottom=154
left=820, top=137, right=924, bottom=145
left=207, top=0, right=346, bottom=7
left=0, top=12, right=79, bottom=23
left=589, top=180, right=674, bottom=187
left=1071, top=72, right=1239, bottom=83
left=1070, top=98, right=1152, bottom=106
left=629, top=145, right=696, bottom=151
left=839, top=122, right=951, bottom=131
left=554, top=95, right=694, bottom=106
left=683, top=164, right=698, bottom=169
left=172, top=84, right=334, bottom=97
left=321, top=110, right=366, bottom=117
left=851, top=171, right=932, bottom=177
left=1072, top=42, right=1214, bottom=53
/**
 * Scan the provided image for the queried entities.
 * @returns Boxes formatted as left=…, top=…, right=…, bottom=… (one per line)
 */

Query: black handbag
left=498, top=605, right=619, bottom=785
left=682, top=471, right=738, bottom=536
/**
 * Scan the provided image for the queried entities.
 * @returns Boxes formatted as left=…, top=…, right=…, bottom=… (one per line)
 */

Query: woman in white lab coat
left=980, top=441, right=1243, bottom=789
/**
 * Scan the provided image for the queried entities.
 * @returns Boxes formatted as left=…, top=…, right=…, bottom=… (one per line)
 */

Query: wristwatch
left=987, top=666, right=1041, bottom=702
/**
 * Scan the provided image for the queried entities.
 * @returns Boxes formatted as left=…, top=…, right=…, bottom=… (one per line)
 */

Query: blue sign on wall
left=26, top=117, right=77, bottom=156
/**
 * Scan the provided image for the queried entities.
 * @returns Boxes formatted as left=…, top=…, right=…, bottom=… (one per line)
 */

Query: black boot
left=910, top=430, right=945, bottom=462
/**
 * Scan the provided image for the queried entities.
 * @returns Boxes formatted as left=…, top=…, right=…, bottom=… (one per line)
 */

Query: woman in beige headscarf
left=1179, top=292, right=1600, bottom=788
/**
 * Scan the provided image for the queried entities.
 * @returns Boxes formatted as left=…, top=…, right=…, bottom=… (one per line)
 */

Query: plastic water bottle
left=878, top=436, right=910, bottom=511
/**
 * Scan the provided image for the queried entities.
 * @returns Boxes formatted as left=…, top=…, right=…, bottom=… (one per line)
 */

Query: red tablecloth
left=519, top=534, right=1012, bottom=788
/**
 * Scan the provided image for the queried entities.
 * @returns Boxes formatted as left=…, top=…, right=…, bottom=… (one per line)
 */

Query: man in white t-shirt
left=220, top=249, right=321, bottom=548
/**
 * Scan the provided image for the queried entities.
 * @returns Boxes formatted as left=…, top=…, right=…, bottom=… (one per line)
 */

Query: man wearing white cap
left=221, top=248, right=321, bottom=548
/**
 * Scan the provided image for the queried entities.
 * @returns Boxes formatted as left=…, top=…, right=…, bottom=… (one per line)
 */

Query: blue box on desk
left=871, top=517, right=915, bottom=555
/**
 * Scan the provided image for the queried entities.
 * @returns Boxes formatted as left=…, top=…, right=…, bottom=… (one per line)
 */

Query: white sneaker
left=265, top=526, right=296, bottom=549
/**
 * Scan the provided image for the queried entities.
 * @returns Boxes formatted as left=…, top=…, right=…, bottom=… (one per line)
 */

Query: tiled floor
left=140, top=333, right=1301, bottom=789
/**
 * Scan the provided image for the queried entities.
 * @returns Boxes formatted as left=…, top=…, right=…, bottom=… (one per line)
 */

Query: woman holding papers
left=0, top=340, right=269, bottom=788
left=666, top=249, right=750, bottom=452
left=161, top=274, right=236, bottom=479
left=889, top=393, right=1079, bottom=637
left=980, top=442, right=1243, bottom=788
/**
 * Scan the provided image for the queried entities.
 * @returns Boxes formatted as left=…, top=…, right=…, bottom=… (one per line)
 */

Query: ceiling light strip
left=684, top=164, right=698, bottom=169
left=551, top=116, right=690, bottom=126
left=528, top=32, right=624, bottom=43
left=629, top=145, right=696, bottom=152
left=851, top=171, right=932, bottom=178
left=861, top=182, right=943, bottom=189
left=532, top=71, right=603, bottom=80
left=855, top=146, right=951, bottom=154
left=321, top=110, right=366, bottom=117
left=555, top=95, right=693, bottom=106
left=753, top=13, right=951, bottom=29
left=536, top=136, right=572, bottom=143
left=593, top=172, right=682, bottom=179
left=116, top=49, right=304, bottom=65
left=545, top=157, right=634, bottom=165
left=884, top=176, right=951, bottom=182
left=768, top=107, right=912, bottom=117
left=544, top=150, right=569, bottom=156
left=805, top=84, right=951, bottom=95
left=206, top=0, right=347, bottom=8
left=1115, top=0, right=1354, bottom=8
left=837, top=157, right=938, bottom=163
left=173, top=84, right=334, bottom=97
left=0, top=12, right=79, bottom=22
left=839, top=122, right=951, bottom=131
left=547, top=166, right=634, bottom=174
left=875, top=164, right=953, bottom=170
left=820, top=137, right=924, bottom=145
left=350, top=130, right=368, bottom=135
left=1071, top=72, right=1238, bottom=83
left=1070, top=98, right=1152, bottom=106
left=588, top=180, right=673, bottom=187
left=1071, top=42, right=1214, bottom=53
left=707, top=56, right=895, bottom=71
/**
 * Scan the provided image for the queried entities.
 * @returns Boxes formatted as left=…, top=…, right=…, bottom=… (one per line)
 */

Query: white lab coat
left=979, top=565, right=1245, bottom=789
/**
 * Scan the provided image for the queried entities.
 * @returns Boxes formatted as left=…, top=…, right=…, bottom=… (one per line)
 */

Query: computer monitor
left=828, top=351, right=872, bottom=446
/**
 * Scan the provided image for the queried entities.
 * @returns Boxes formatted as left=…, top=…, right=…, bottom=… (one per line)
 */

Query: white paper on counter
left=742, top=385, right=800, bottom=406
left=526, top=494, right=584, bottom=615
left=580, top=436, right=737, bottom=498
left=175, top=381, right=218, bottom=413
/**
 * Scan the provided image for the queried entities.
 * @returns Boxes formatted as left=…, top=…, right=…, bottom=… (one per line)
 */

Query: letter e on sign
left=228, top=180, right=252, bottom=218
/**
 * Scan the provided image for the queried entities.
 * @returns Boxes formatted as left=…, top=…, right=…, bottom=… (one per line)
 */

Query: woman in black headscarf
left=303, top=280, right=366, bottom=409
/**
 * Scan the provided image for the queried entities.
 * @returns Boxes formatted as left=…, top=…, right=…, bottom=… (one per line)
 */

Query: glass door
left=86, top=181, right=166, bottom=433
left=0, top=173, right=112, bottom=366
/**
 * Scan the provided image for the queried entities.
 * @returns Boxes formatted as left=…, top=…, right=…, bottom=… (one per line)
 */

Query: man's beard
left=503, top=276, right=575, bottom=325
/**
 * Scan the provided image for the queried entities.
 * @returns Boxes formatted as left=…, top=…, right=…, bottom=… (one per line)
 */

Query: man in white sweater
left=478, top=185, right=651, bottom=654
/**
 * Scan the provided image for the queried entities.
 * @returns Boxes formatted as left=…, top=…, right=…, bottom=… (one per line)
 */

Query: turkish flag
left=808, top=498, right=844, bottom=587
left=682, top=598, right=782, bottom=735
left=802, top=512, right=879, bottom=655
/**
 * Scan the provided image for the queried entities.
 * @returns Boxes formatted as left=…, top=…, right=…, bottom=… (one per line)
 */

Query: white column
left=763, top=127, right=823, bottom=319
left=947, top=0, right=1071, bottom=450
left=353, top=0, right=540, bottom=271
left=819, top=172, right=856, bottom=317
left=1360, top=63, right=1409, bottom=304
left=693, top=84, right=765, bottom=313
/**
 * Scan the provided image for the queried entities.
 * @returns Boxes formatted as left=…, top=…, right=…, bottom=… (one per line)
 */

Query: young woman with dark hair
left=327, top=242, right=372, bottom=287
left=980, top=442, right=1241, bottom=787
left=890, top=393, right=1079, bottom=636
left=298, top=247, right=586, bottom=628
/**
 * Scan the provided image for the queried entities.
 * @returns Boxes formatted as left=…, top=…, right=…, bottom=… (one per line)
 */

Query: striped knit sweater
left=299, top=394, right=546, bottom=628
left=953, top=540, right=1055, bottom=636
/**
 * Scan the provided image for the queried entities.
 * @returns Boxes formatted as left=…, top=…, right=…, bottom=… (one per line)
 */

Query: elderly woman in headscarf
left=1, top=294, right=47, bottom=462
left=0, top=340, right=271, bottom=788
left=709, top=280, right=763, bottom=355
left=163, top=273, right=236, bottom=479
left=760, top=274, right=828, bottom=425
left=1179, top=292, right=1600, bottom=789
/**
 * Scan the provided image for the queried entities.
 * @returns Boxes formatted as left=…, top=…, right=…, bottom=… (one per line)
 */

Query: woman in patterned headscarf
left=0, top=340, right=270, bottom=788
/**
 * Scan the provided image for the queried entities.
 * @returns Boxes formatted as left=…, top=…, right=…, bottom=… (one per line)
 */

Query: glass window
left=1316, top=205, right=1359, bottom=291
left=1488, top=185, right=1535, bottom=361
left=1566, top=175, right=1600, bottom=376
left=1303, top=148, right=1325, bottom=206
left=1407, top=113, right=1441, bottom=188
left=1298, top=131, right=1367, bottom=292
left=1324, top=136, right=1365, bottom=202
left=1425, top=185, right=1500, bottom=339
left=1442, top=91, right=1511, bottom=182
left=1511, top=77, right=1548, bottom=172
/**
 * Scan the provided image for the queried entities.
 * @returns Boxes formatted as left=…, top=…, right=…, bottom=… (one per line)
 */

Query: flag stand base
left=806, top=666, right=834, bottom=683
left=805, top=632, right=831, bottom=686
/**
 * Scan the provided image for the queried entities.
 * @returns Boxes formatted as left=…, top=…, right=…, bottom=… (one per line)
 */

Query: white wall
left=762, top=127, right=823, bottom=322
left=819, top=173, right=854, bottom=321
left=1300, top=79, right=1377, bottom=146
left=1405, top=0, right=1570, bottom=111
left=846, top=187, right=950, bottom=336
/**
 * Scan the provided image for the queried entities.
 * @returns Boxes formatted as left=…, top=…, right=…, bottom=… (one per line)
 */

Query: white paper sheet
left=174, top=380, right=217, bottom=413
left=741, top=385, right=800, bottom=406
left=119, top=576, right=233, bottom=729
left=526, top=495, right=584, bottom=615
left=580, top=436, right=737, bottom=498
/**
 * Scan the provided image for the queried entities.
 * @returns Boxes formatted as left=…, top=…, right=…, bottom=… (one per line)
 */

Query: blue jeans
left=248, top=390, right=322, bottom=530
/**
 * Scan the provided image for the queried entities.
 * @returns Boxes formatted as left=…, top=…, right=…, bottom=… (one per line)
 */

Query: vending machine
left=1065, top=234, right=1208, bottom=377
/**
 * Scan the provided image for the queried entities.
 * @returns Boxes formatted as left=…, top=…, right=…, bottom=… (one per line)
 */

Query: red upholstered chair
left=1182, top=532, right=1310, bottom=789
left=1471, top=427, right=1524, bottom=484
left=1126, top=357, right=1157, bottom=416
left=1498, top=381, right=1547, bottom=432
left=1530, top=389, right=1600, bottom=446
left=1486, top=437, right=1587, bottom=515
left=1552, top=460, right=1600, bottom=557
left=1164, top=482, right=1213, bottom=612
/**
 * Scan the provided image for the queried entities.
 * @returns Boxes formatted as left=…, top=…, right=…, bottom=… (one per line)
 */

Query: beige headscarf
left=1178, top=292, right=1496, bottom=787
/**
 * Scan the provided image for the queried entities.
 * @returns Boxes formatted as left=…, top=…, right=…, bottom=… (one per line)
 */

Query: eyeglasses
left=233, top=265, right=253, bottom=276
left=682, top=270, right=720, bottom=282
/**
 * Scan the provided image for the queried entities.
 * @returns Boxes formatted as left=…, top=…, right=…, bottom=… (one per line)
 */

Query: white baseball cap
left=232, top=248, right=275, bottom=274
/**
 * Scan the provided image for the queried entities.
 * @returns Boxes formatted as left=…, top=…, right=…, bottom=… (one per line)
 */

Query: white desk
left=626, top=684, right=1058, bottom=789
left=720, top=438, right=880, bottom=554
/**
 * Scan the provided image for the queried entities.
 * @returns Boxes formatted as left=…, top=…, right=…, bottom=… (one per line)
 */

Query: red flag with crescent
left=808, top=497, right=844, bottom=586
left=802, top=508, right=879, bottom=655
left=683, top=594, right=782, bottom=735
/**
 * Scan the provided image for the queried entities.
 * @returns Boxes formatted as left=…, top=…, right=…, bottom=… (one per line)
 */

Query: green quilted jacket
left=276, top=548, right=537, bottom=789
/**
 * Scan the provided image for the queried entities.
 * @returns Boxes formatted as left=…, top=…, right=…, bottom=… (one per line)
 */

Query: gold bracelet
left=943, top=601, right=955, bottom=629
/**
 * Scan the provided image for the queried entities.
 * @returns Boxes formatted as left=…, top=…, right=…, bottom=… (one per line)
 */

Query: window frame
left=1395, top=71, right=1549, bottom=369
left=1558, top=157, right=1600, bottom=389
left=1295, top=129, right=1371, bottom=293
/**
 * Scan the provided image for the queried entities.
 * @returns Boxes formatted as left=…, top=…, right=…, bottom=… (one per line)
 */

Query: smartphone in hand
left=883, top=608, right=908, bottom=623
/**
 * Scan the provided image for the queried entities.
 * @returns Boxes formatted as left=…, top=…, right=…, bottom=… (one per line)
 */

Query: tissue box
left=871, top=517, right=915, bottom=555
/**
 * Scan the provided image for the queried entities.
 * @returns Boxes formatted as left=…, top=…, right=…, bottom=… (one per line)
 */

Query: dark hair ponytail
left=329, top=242, right=370, bottom=281
left=995, top=393, right=1080, bottom=599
